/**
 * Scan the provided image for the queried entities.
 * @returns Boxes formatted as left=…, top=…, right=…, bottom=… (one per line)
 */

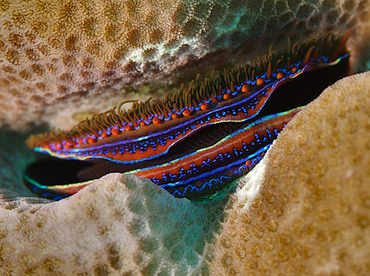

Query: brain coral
left=0, top=71, right=369, bottom=275
left=209, top=71, right=370, bottom=275
left=0, top=0, right=369, bottom=129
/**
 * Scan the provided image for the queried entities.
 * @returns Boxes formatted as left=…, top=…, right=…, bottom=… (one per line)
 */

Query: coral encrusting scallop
left=0, top=71, right=369, bottom=276
left=25, top=32, right=350, bottom=200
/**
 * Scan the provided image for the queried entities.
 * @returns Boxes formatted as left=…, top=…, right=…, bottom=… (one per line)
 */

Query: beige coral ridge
left=209, top=71, right=370, bottom=275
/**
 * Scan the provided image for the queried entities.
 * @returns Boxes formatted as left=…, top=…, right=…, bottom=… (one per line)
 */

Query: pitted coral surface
left=1, top=0, right=369, bottom=129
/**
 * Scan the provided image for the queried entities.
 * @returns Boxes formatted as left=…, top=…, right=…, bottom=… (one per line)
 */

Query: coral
left=0, top=0, right=370, bottom=274
left=0, top=174, right=227, bottom=275
left=0, top=71, right=369, bottom=275
left=209, top=71, right=370, bottom=275
left=0, top=0, right=369, bottom=129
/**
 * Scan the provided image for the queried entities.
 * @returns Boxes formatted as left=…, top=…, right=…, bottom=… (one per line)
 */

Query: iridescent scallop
left=24, top=32, right=351, bottom=200
left=25, top=108, right=302, bottom=200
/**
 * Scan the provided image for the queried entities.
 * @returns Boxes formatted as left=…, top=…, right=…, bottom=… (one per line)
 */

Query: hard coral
left=0, top=0, right=369, bottom=129
left=0, top=174, right=226, bottom=275
left=209, top=71, right=370, bottom=275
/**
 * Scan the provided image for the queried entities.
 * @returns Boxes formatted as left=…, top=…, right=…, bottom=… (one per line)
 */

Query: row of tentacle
left=27, top=32, right=350, bottom=156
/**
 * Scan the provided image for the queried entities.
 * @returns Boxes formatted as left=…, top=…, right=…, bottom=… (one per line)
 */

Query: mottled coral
left=209, top=71, right=370, bottom=275
left=0, top=174, right=226, bottom=275
left=0, top=0, right=369, bottom=129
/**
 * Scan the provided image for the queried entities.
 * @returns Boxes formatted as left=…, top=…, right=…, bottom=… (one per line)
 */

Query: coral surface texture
left=0, top=0, right=370, bottom=275
left=0, top=0, right=369, bottom=129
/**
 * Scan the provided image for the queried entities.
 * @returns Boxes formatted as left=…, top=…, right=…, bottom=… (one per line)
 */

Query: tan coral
left=0, top=0, right=183, bottom=128
left=0, top=0, right=369, bottom=129
left=209, top=71, right=370, bottom=275
left=0, top=174, right=226, bottom=275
